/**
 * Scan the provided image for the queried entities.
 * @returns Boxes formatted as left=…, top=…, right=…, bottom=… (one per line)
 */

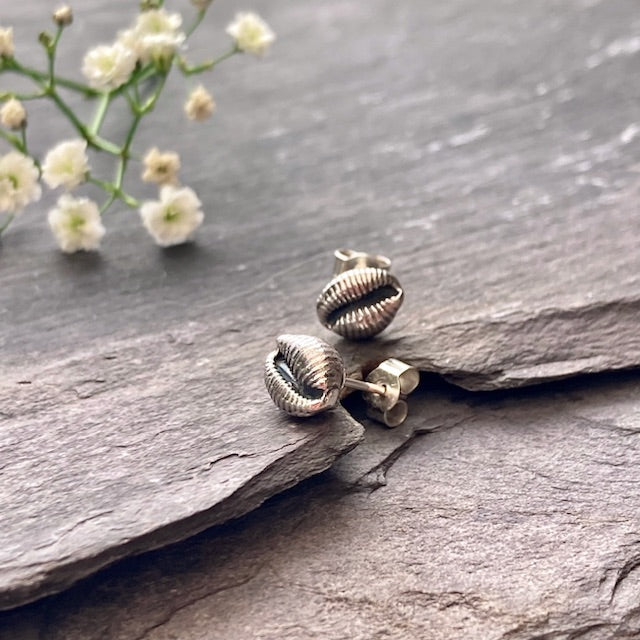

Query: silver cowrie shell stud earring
left=316, top=249, right=404, bottom=340
left=265, top=334, right=345, bottom=417
left=264, top=334, right=418, bottom=427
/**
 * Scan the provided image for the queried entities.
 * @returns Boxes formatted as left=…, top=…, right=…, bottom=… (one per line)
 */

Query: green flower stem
left=123, top=111, right=142, bottom=151
left=115, top=115, right=141, bottom=192
left=0, top=91, right=46, bottom=101
left=94, top=72, right=168, bottom=215
left=178, top=47, right=239, bottom=76
left=121, top=85, right=143, bottom=171
left=87, top=175, right=113, bottom=191
left=42, top=26, right=111, bottom=152
left=18, top=126, right=38, bottom=168
left=123, top=89, right=138, bottom=115
left=46, top=87, right=120, bottom=155
left=90, top=92, right=111, bottom=136
left=91, top=70, right=166, bottom=216
left=186, top=10, right=206, bottom=38
left=115, top=157, right=127, bottom=191
left=46, top=88, right=87, bottom=135
left=89, top=73, right=149, bottom=216
left=132, top=79, right=142, bottom=106
left=99, top=193, right=117, bottom=214
left=88, top=175, right=140, bottom=211
left=1, top=59, right=99, bottom=97
left=2, top=58, right=120, bottom=155
left=0, top=128, right=24, bottom=152
left=0, top=127, right=38, bottom=170
left=139, top=73, right=166, bottom=113
left=119, top=192, right=140, bottom=208
left=0, top=214, right=15, bottom=236
left=47, top=26, right=64, bottom=84
left=50, top=75, right=99, bottom=96
left=131, top=64, right=157, bottom=87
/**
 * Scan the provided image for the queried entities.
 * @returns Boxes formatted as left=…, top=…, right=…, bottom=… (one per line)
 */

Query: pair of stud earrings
left=264, top=249, right=419, bottom=427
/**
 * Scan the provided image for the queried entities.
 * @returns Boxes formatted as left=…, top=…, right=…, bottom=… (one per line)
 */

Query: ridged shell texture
left=264, top=334, right=345, bottom=416
left=316, top=267, right=404, bottom=339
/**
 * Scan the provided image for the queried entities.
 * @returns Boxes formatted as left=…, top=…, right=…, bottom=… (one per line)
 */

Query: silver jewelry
left=316, top=249, right=404, bottom=340
left=265, top=334, right=418, bottom=427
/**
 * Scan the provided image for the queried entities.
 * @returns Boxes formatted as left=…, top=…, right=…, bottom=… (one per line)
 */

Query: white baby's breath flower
left=119, top=9, right=185, bottom=65
left=82, top=43, right=137, bottom=91
left=0, top=98, right=26, bottom=130
left=0, top=27, right=14, bottom=58
left=226, top=12, right=275, bottom=55
left=53, top=5, right=73, bottom=27
left=140, top=185, right=204, bottom=247
left=184, top=85, right=215, bottom=122
left=42, top=139, right=90, bottom=190
left=0, top=151, right=41, bottom=214
left=142, top=147, right=181, bottom=185
left=48, top=194, right=105, bottom=253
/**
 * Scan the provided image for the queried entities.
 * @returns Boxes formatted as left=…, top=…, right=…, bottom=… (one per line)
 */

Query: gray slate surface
left=4, top=0, right=640, bottom=384
left=2, top=0, right=640, bottom=617
left=0, top=326, right=363, bottom=610
left=3, top=372, right=640, bottom=639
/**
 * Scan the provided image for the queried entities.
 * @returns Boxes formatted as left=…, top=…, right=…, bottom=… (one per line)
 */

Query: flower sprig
left=0, top=2, right=275, bottom=252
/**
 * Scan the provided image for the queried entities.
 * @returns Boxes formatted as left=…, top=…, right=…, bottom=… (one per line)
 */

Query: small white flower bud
left=118, top=9, right=185, bottom=66
left=48, top=194, right=105, bottom=253
left=0, top=27, right=15, bottom=58
left=42, top=139, right=90, bottom=190
left=0, top=151, right=41, bottom=214
left=142, top=147, right=181, bottom=186
left=226, top=12, right=275, bottom=56
left=82, top=43, right=137, bottom=90
left=140, top=185, right=204, bottom=247
left=184, top=85, right=215, bottom=122
left=0, top=99, right=26, bottom=130
left=53, top=6, right=73, bottom=27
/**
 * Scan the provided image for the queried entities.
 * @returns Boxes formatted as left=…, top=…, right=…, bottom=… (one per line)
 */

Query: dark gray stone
left=0, top=326, right=363, bottom=610
left=2, top=0, right=640, bottom=615
left=3, top=373, right=640, bottom=639
left=3, top=0, right=640, bottom=387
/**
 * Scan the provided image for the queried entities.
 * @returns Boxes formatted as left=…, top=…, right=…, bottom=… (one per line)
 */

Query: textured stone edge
left=0, top=415, right=363, bottom=611
left=348, top=296, right=640, bottom=391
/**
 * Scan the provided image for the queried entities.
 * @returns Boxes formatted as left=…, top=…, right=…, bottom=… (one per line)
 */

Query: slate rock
left=0, top=327, right=363, bottom=610
left=3, top=373, right=640, bottom=639
left=2, top=0, right=640, bottom=614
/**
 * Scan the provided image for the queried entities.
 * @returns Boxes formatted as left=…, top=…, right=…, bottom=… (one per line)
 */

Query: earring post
left=344, top=377, right=387, bottom=397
